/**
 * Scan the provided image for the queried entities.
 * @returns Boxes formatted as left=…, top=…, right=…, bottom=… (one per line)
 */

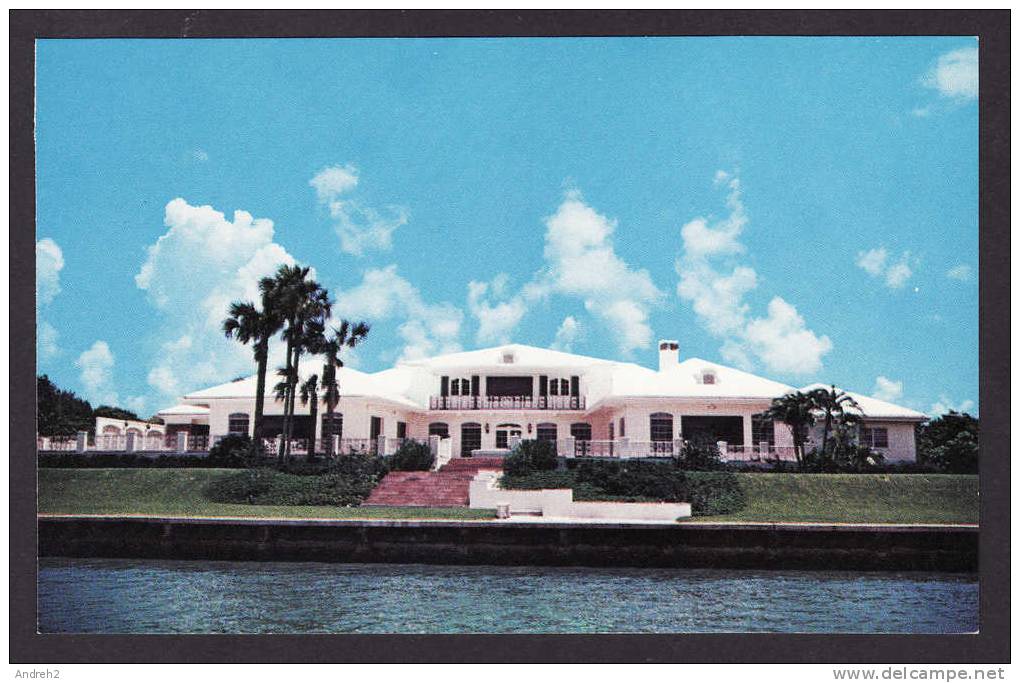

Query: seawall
left=37, top=516, right=978, bottom=571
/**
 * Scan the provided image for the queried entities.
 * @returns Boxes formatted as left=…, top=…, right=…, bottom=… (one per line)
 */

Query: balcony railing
left=429, top=395, right=586, bottom=410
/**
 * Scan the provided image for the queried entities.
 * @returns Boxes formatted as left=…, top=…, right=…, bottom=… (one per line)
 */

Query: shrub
left=503, top=439, right=559, bottom=476
left=676, top=436, right=723, bottom=471
left=207, top=434, right=254, bottom=468
left=575, top=459, right=689, bottom=501
left=388, top=440, right=435, bottom=471
left=684, top=471, right=746, bottom=516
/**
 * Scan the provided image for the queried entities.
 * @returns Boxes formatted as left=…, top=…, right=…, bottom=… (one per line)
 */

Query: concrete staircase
left=363, top=457, right=504, bottom=507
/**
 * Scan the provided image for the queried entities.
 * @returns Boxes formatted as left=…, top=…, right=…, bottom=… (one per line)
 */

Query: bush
left=575, top=459, right=689, bottom=501
left=503, top=439, right=559, bottom=476
left=684, top=471, right=746, bottom=516
left=207, top=434, right=254, bottom=468
left=388, top=440, right=435, bottom=471
left=204, top=453, right=387, bottom=507
left=676, top=436, right=723, bottom=471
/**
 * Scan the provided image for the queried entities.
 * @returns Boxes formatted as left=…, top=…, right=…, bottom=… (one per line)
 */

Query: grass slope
left=700, top=473, right=978, bottom=524
left=37, top=468, right=492, bottom=521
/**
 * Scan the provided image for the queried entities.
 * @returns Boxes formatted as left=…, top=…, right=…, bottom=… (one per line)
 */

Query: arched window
left=102, top=425, right=122, bottom=435
left=461, top=422, right=482, bottom=457
left=650, top=412, right=673, bottom=442
left=228, top=413, right=250, bottom=435
left=322, top=413, right=344, bottom=440
left=495, top=423, right=522, bottom=449
left=428, top=422, right=449, bottom=438
left=536, top=423, right=558, bottom=442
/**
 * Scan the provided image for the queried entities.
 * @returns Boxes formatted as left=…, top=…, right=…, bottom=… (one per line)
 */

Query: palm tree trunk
left=278, top=338, right=294, bottom=463
left=253, top=342, right=268, bottom=455
left=821, top=413, right=832, bottom=459
left=308, top=394, right=318, bottom=462
left=287, top=349, right=302, bottom=458
left=324, top=358, right=336, bottom=459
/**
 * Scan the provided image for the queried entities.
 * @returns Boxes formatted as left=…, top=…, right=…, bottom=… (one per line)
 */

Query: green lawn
left=37, top=468, right=493, bottom=521
left=693, top=473, right=978, bottom=524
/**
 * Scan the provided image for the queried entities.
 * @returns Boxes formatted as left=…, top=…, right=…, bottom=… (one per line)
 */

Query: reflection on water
left=38, top=557, right=977, bottom=634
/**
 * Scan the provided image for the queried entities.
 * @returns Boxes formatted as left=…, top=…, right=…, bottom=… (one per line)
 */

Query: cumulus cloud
left=922, top=46, right=978, bottom=100
left=310, top=163, right=409, bottom=256
left=856, top=246, right=914, bottom=288
left=136, top=198, right=300, bottom=401
left=333, top=265, right=463, bottom=362
left=930, top=394, right=976, bottom=416
left=677, top=174, right=832, bottom=375
left=38, top=320, right=61, bottom=360
left=124, top=395, right=149, bottom=416
left=872, top=375, right=904, bottom=402
left=467, top=274, right=528, bottom=345
left=76, top=340, right=117, bottom=405
left=947, top=264, right=973, bottom=281
left=550, top=315, right=582, bottom=352
left=36, top=238, right=64, bottom=305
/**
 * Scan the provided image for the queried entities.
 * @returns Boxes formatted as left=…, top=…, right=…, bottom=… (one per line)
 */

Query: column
left=742, top=414, right=754, bottom=449
left=76, top=430, right=88, bottom=453
left=176, top=431, right=188, bottom=453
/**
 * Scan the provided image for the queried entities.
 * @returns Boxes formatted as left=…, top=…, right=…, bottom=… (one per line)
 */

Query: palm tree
left=299, top=373, right=320, bottom=461
left=262, top=265, right=332, bottom=461
left=222, top=296, right=282, bottom=453
left=764, top=391, right=818, bottom=465
left=314, top=320, right=370, bottom=458
left=810, top=385, right=862, bottom=459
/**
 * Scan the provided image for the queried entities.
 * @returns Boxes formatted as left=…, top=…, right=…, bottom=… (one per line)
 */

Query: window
left=549, top=379, right=559, bottom=395
left=450, top=377, right=471, bottom=396
left=228, top=413, right=250, bottom=435
left=461, top=423, right=482, bottom=457
left=495, top=424, right=522, bottom=449
left=501, top=351, right=515, bottom=364
left=751, top=414, right=775, bottom=446
left=536, top=423, right=558, bottom=442
left=861, top=426, right=889, bottom=449
left=702, top=372, right=716, bottom=385
left=650, top=412, right=673, bottom=442
left=570, top=423, right=592, bottom=441
left=619, top=417, right=626, bottom=437
left=428, top=422, right=449, bottom=438
left=397, top=422, right=407, bottom=439
left=322, top=413, right=343, bottom=440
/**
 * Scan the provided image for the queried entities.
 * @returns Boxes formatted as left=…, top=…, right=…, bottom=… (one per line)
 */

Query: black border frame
left=9, top=9, right=1010, bottom=664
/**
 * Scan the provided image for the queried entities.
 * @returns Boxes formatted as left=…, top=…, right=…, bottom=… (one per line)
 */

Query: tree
left=37, top=375, right=93, bottom=436
left=763, top=391, right=817, bottom=465
left=222, top=294, right=283, bottom=452
left=809, top=385, right=862, bottom=458
left=92, top=405, right=141, bottom=422
left=918, top=411, right=979, bottom=473
left=262, top=265, right=331, bottom=460
left=299, top=373, right=320, bottom=461
left=313, top=320, right=370, bottom=457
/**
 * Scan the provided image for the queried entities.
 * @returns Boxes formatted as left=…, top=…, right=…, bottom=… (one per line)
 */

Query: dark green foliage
left=37, top=375, right=93, bottom=436
left=37, top=452, right=228, bottom=468
left=92, top=405, right=141, bottom=422
left=207, top=434, right=255, bottom=468
left=918, top=411, right=979, bottom=473
left=503, top=439, right=559, bottom=476
left=502, top=461, right=746, bottom=516
left=204, top=454, right=387, bottom=506
left=676, top=436, right=723, bottom=471
left=388, top=441, right=435, bottom=471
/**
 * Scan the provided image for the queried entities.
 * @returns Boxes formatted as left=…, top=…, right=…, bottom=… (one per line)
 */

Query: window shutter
left=570, top=376, right=579, bottom=397
left=471, top=375, right=480, bottom=396
left=539, top=375, right=548, bottom=397
left=440, top=376, right=449, bottom=397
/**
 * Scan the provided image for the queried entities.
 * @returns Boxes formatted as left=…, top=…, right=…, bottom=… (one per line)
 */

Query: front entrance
left=682, top=416, right=744, bottom=445
left=461, top=423, right=482, bottom=457
left=494, top=423, right=522, bottom=449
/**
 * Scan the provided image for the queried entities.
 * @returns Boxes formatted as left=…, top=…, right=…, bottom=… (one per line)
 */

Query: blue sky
left=35, top=37, right=978, bottom=418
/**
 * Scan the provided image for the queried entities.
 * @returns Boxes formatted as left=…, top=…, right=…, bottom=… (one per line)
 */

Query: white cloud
left=38, top=320, right=61, bottom=360
left=192, top=149, right=209, bottom=162
left=872, top=375, right=904, bottom=402
left=76, top=340, right=117, bottom=405
left=310, top=164, right=359, bottom=201
left=550, top=315, right=582, bottom=352
left=930, top=394, right=976, bottom=416
left=333, top=265, right=463, bottom=362
left=467, top=275, right=528, bottom=345
left=947, top=264, right=972, bottom=281
left=923, top=46, right=978, bottom=100
left=855, top=247, right=888, bottom=276
left=36, top=238, right=64, bottom=305
left=310, top=164, right=408, bottom=256
left=677, top=173, right=832, bottom=376
left=856, top=246, right=914, bottom=288
left=136, top=198, right=300, bottom=401
left=532, top=191, right=663, bottom=355
left=124, top=395, right=148, bottom=416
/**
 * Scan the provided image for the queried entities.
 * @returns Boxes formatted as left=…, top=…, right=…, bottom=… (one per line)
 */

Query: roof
left=607, top=357, right=796, bottom=400
left=799, top=383, right=927, bottom=421
left=180, top=365, right=418, bottom=408
left=156, top=403, right=210, bottom=416
left=398, top=343, right=615, bottom=371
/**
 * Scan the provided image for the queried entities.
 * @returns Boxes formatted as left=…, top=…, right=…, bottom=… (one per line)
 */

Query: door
left=460, top=423, right=481, bottom=457
left=495, top=424, right=522, bottom=449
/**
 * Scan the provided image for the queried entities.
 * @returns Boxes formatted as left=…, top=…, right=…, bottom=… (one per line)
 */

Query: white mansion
left=155, top=340, right=926, bottom=462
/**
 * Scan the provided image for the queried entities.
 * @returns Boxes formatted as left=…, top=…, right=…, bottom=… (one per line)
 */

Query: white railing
left=429, top=395, right=586, bottom=410
left=36, top=435, right=78, bottom=452
left=718, top=444, right=798, bottom=462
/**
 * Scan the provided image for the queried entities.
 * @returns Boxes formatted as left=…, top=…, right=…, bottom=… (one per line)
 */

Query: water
left=38, top=558, right=977, bottom=634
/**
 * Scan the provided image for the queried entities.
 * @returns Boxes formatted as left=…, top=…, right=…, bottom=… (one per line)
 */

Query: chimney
left=658, top=339, right=679, bottom=371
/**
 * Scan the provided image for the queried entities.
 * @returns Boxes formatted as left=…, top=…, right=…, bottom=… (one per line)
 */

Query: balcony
left=429, top=395, right=586, bottom=411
